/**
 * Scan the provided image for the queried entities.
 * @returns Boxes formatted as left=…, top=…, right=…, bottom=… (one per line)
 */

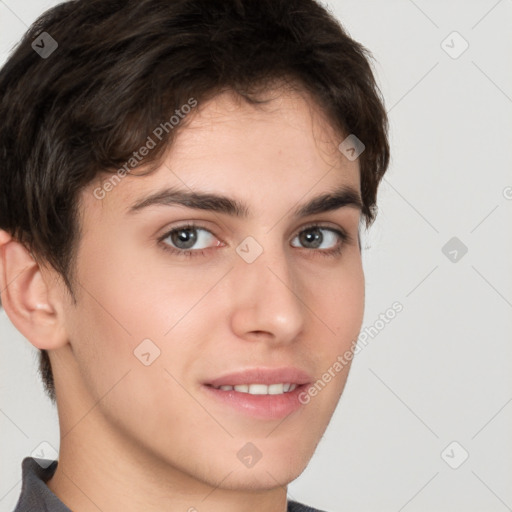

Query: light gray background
left=1, top=1, right=511, bottom=511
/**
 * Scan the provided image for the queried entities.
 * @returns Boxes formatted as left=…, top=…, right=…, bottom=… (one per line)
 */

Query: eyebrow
left=127, top=184, right=363, bottom=218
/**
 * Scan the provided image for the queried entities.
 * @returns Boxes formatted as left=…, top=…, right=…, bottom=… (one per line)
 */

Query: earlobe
left=0, top=229, right=68, bottom=350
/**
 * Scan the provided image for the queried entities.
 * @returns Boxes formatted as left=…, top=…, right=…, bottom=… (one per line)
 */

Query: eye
left=291, top=224, right=349, bottom=256
left=159, top=223, right=221, bottom=257
left=158, top=222, right=351, bottom=258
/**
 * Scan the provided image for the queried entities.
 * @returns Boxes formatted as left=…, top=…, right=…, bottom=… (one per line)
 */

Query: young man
left=0, top=0, right=389, bottom=510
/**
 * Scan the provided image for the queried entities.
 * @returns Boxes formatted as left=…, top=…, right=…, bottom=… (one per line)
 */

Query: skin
left=0, top=87, right=365, bottom=512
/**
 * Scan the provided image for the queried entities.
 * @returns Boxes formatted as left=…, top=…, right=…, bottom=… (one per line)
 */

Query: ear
left=0, top=229, right=68, bottom=350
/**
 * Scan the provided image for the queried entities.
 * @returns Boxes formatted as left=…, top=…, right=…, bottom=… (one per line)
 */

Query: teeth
left=214, top=383, right=298, bottom=395
left=268, top=383, right=285, bottom=394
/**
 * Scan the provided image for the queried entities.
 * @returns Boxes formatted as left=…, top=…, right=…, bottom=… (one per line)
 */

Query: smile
left=210, top=383, right=298, bottom=394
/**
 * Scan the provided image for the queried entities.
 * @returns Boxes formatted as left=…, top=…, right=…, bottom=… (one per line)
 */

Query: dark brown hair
left=0, top=0, right=389, bottom=403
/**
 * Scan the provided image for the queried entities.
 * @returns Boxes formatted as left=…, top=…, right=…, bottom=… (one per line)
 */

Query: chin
left=215, top=462, right=308, bottom=492
left=221, top=444, right=313, bottom=491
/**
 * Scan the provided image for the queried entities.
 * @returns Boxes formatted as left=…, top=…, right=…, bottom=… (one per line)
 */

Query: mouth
left=207, top=382, right=299, bottom=394
left=201, top=367, right=313, bottom=420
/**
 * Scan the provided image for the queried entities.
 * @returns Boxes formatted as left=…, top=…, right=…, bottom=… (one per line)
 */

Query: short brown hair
left=0, top=0, right=390, bottom=402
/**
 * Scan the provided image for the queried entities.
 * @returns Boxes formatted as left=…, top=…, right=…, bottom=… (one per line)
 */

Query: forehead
left=84, top=87, right=360, bottom=220
left=175, top=88, right=348, bottom=166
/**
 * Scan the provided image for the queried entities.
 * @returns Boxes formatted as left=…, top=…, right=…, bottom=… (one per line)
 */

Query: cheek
left=67, top=235, right=225, bottom=399
left=295, top=261, right=364, bottom=425
left=74, top=226, right=208, bottom=340
left=307, top=256, right=365, bottom=350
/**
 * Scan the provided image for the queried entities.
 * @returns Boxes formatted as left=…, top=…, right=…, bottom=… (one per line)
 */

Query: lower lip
left=201, top=384, right=310, bottom=420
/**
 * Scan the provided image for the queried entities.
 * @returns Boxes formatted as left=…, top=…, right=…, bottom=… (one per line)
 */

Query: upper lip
left=204, top=367, right=314, bottom=387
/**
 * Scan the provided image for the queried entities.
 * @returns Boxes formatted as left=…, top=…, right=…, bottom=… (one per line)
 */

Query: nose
left=228, top=237, right=306, bottom=345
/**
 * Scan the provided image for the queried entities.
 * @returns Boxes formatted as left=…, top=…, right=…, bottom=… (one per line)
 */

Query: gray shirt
left=13, top=457, right=326, bottom=512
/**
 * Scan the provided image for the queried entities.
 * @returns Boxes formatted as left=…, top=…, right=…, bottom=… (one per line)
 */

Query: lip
left=204, top=367, right=313, bottom=388
left=201, top=367, right=314, bottom=420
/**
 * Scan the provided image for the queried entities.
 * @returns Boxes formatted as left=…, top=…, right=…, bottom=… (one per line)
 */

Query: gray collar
left=13, top=457, right=71, bottom=512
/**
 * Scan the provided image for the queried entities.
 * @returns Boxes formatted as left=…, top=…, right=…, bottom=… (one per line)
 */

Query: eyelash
left=158, top=222, right=353, bottom=259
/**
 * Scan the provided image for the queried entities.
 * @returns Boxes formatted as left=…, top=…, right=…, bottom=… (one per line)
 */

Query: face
left=54, top=88, right=365, bottom=490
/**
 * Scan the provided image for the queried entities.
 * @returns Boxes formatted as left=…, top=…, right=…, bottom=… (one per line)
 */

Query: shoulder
left=287, top=499, right=328, bottom=512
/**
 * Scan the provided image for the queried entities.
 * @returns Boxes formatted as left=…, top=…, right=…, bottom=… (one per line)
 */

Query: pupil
left=173, top=228, right=197, bottom=249
left=301, top=228, right=322, bottom=248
